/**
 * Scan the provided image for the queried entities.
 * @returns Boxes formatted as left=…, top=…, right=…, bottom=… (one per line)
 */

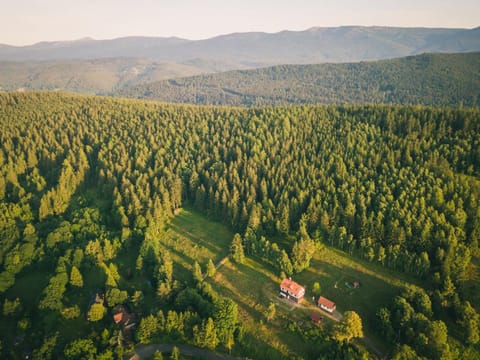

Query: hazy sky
left=2, top=0, right=479, bottom=45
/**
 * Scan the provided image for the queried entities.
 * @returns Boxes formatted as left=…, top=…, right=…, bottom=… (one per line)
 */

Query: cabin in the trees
left=318, top=296, right=336, bottom=313
left=279, top=278, right=305, bottom=303
left=113, top=305, right=135, bottom=328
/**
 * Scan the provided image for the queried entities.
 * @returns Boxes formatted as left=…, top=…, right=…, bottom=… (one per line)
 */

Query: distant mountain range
left=0, top=26, right=479, bottom=104
left=1, top=26, right=479, bottom=64
left=119, top=52, right=480, bottom=107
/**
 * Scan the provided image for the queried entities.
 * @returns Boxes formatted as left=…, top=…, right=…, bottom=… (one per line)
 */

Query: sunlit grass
left=151, top=208, right=425, bottom=357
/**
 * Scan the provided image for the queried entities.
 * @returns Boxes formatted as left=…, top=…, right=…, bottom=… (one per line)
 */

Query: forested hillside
left=0, top=93, right=479, bottom=359
left=2, top=52, right=478, bottom=106
left=120, top=52, right=480, bottom=107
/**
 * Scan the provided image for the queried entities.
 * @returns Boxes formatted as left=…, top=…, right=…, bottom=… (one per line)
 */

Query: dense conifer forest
left=0, top=92, right=479, bottom=359
left=119, top=52, right=480, bottom=107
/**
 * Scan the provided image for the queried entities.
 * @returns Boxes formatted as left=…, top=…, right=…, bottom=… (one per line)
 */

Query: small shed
left=310, top=313, right=322, bottom=324
left=318, top=296, right=336, bottom=313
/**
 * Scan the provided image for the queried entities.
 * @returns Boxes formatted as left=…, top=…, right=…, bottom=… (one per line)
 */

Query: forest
left=119, top=52, right=480, bottom=107
left=0, top=92, right=479, bottom=359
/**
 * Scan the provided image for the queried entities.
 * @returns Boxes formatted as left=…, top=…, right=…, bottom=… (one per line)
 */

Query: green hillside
left=120, top=52, right=480, bottom=107
left=0, top=93, right=479, bottom=359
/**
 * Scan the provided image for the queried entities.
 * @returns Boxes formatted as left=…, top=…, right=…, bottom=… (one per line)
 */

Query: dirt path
left=263, top=281, right=342, bottom=322
left=202, top=256, right=230, bottom=281
left=359, top=336, right=386, bottom=359
left=296, top=300, right=343, bottom=322
left=215, top=256, right=229, bottom=270
left=125, top=344, right=240, bottom=360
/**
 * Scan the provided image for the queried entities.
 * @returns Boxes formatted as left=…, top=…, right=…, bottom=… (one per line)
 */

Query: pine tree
left=70, top=266, right=83, bottom=287
left=278, top=249, right=293, bottom=276
left=193, top=261, right=203, bottom=283
left=458, top=301, right=480, bottom=345
left=137, top=315, right=159, bottom=344
left=170, top=346, right=180, bottom=360
left=230, top=233, right=245, bottom=264
left=214, top=299, right=238, bottom=350
left=194, top=318, right=218, bottom=350
left=291, top=236, right=316, bottom=273
left=206, top=258, right=216, bottom=278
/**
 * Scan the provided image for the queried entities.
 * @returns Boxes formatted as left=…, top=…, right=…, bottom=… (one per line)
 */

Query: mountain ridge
left=0, top=26, right=479, bottom=63
left=1, top=25, right=476, bottom=47
left=118, top=52, right=480, bottom=107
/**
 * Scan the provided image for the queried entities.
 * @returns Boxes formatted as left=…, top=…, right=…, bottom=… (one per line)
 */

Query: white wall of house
left=320, top=304, right=334, bottom=313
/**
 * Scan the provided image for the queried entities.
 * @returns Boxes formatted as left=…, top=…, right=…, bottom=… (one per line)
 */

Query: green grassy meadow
left=160, top=209, right=424, bottom=358
left=161, top=208, right=233, bottom=278
left=294, top=246, right=423, bottom=355
left=302, top=246, right=422, bottom=320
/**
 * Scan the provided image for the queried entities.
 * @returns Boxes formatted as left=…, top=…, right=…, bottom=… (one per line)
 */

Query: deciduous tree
left=333, top=311, right=363, bottom=343
left=87, top=303, right=106, bottom=322
left=264, top=302, right=276, bottom=322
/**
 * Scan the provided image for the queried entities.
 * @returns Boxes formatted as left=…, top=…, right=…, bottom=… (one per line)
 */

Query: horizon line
left=1, top=24, right=478, bottom=47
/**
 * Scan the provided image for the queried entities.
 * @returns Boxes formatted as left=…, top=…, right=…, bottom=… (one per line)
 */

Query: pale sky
left=1, top=0, right=479, bottom=46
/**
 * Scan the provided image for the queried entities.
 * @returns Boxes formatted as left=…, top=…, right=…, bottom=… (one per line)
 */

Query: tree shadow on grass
left=295, top=251, right=402, bottom=356
left=236, top=332, right=290, bottom=360
left=167, top=218, right=230, bottom=262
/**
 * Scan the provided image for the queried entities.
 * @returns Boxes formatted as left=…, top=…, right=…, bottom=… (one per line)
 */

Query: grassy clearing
left=7, top=267, right=50, bottom=309
left=131, top=208, right=423, bottom=358
left=146, top=209, right=319, bottom=358
left=113, top=207, right=235, bottom=310
left=209, top=257, right=317, bottom=358
left=294, top=246, right=423, bottom=354
left=207, top=242, right=416, bottom=358
left=296, top=245, right=421, bottom=322
left=2, top=207, right=420, bottom=358
left=177, top=210, right=428, bottom=357
left=160, top=208, right=233, bottom=279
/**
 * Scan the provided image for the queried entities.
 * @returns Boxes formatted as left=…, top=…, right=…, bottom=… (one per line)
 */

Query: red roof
left=113, top=312, right=123, bottom=324
left=113, top=305, right=129, bottom=325
left=311, top=313, right=322, bottom=322
left=318, top=296, right=335, bottom=309
left=280, top=278, right=304, bottom=296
